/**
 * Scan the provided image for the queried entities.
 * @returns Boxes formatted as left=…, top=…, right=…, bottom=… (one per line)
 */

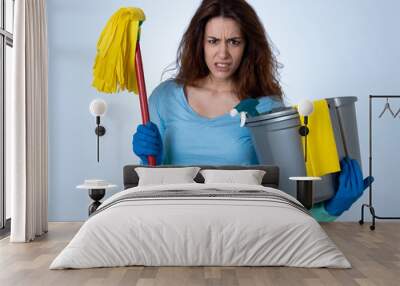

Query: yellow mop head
left=92, top=7, right=146, bottom=94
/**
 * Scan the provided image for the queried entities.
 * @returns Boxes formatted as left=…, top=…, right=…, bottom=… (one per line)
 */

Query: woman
left=133, top=0, right=283, bottom=166
left=132, top=0, right=371, bottom=221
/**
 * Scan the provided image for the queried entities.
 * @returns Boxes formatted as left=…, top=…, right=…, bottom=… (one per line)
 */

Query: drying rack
left=359, top=95, right=400, bottom=230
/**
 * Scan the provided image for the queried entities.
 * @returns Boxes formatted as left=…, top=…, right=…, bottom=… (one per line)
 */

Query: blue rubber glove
left=132, top=122, right=163, bottom=165
left=325, top=157, right=374, bottom=216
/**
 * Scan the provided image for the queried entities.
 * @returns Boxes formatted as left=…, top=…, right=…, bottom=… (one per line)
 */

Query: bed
left=50, top=165, right=350, bottom=269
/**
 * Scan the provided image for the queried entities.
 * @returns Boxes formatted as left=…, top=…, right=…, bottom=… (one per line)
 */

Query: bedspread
left=50, top=183, right=350, bottom=269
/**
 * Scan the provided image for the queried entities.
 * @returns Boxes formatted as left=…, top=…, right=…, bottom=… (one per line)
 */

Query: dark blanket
left=92, top=189, right=309, bottom=217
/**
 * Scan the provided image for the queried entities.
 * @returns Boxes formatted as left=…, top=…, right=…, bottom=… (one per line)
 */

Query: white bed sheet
left=50, top=183, right=350, bottom=269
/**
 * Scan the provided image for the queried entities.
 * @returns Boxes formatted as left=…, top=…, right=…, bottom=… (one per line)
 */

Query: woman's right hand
left=132, top=122, right=163, bottom=165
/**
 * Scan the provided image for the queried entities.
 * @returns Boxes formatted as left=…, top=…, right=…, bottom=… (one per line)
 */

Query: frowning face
left=203, top=17, right=246, bottom=82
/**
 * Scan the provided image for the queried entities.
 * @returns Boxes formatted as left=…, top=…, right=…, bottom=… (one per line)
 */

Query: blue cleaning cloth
left=132, top=122, right=163, bottom=165
left=325, top=157, right=374, bottom=216
left=232, top=98, right=260, bottom=117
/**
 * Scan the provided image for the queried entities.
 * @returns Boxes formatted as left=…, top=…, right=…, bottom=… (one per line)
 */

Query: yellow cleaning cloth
left=92, top=7, right=145, bottom=94
left=299, top=99, right=340, bottom=177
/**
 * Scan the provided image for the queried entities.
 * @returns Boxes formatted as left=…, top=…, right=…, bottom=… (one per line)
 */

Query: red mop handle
left=135, top=42, right=156, bottom=166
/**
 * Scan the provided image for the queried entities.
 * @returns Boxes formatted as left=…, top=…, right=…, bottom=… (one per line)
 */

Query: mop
left=92, top=7, right=156, bottom=165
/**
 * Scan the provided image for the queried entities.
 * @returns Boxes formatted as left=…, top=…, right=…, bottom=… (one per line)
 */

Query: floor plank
left=0, top=222, right=399, bottom=286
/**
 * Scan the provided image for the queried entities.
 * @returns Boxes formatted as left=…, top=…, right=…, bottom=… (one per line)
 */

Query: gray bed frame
left=123, top=165, right=279, bottom=189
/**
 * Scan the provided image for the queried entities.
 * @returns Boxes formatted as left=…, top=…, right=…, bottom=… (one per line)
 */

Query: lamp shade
left=298, top=100, right=314, bottom=116
left=89, top=99, right=107, bottom=117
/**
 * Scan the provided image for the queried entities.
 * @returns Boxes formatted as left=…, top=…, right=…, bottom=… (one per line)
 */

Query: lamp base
left=95, top=126, right=106, bottom=136
left=298, top=126, right=309, bottom=136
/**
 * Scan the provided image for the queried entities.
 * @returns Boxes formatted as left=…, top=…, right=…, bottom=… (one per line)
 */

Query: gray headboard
left=123, top=165, right=279, bottom=189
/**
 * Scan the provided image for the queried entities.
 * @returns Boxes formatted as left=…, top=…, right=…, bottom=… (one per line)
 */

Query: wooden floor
left=0, top=222, right=399, bottom=286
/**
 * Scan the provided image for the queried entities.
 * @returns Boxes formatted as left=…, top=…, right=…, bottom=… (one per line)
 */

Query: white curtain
left=9, top=0, right=48, bottom=242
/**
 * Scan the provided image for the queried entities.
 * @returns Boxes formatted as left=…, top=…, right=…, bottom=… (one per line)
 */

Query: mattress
left=50, top=183, right=350, bottom=269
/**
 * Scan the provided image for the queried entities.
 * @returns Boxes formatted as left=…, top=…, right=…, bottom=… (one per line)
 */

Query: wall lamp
left=298, top=100, right=314, bottom=163
left=89, top=99, right=107, bottom=162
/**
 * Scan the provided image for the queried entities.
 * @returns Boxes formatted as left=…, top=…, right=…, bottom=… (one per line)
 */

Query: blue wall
left=47, top=0, right=400, bottom=221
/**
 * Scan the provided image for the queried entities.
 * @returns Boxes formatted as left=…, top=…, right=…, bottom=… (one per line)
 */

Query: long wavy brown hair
left=173, top=0, right=283, bottom=100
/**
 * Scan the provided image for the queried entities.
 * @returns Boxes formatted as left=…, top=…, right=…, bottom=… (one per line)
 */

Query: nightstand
left=289, top=176, right=321, bottom=209
left=77, top=180, right=117, bottom=216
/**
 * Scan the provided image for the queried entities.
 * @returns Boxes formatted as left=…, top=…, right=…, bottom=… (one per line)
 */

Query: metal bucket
left=245, top=97, right=360, bottom=203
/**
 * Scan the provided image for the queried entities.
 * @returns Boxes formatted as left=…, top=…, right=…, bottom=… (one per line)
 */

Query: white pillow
left=135, top=167, right=201, bottom=186
left=200, top=169, right=266, bottom=185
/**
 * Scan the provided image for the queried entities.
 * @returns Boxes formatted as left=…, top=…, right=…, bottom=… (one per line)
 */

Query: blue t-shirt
left=149, top=80, right=283, bottom=165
